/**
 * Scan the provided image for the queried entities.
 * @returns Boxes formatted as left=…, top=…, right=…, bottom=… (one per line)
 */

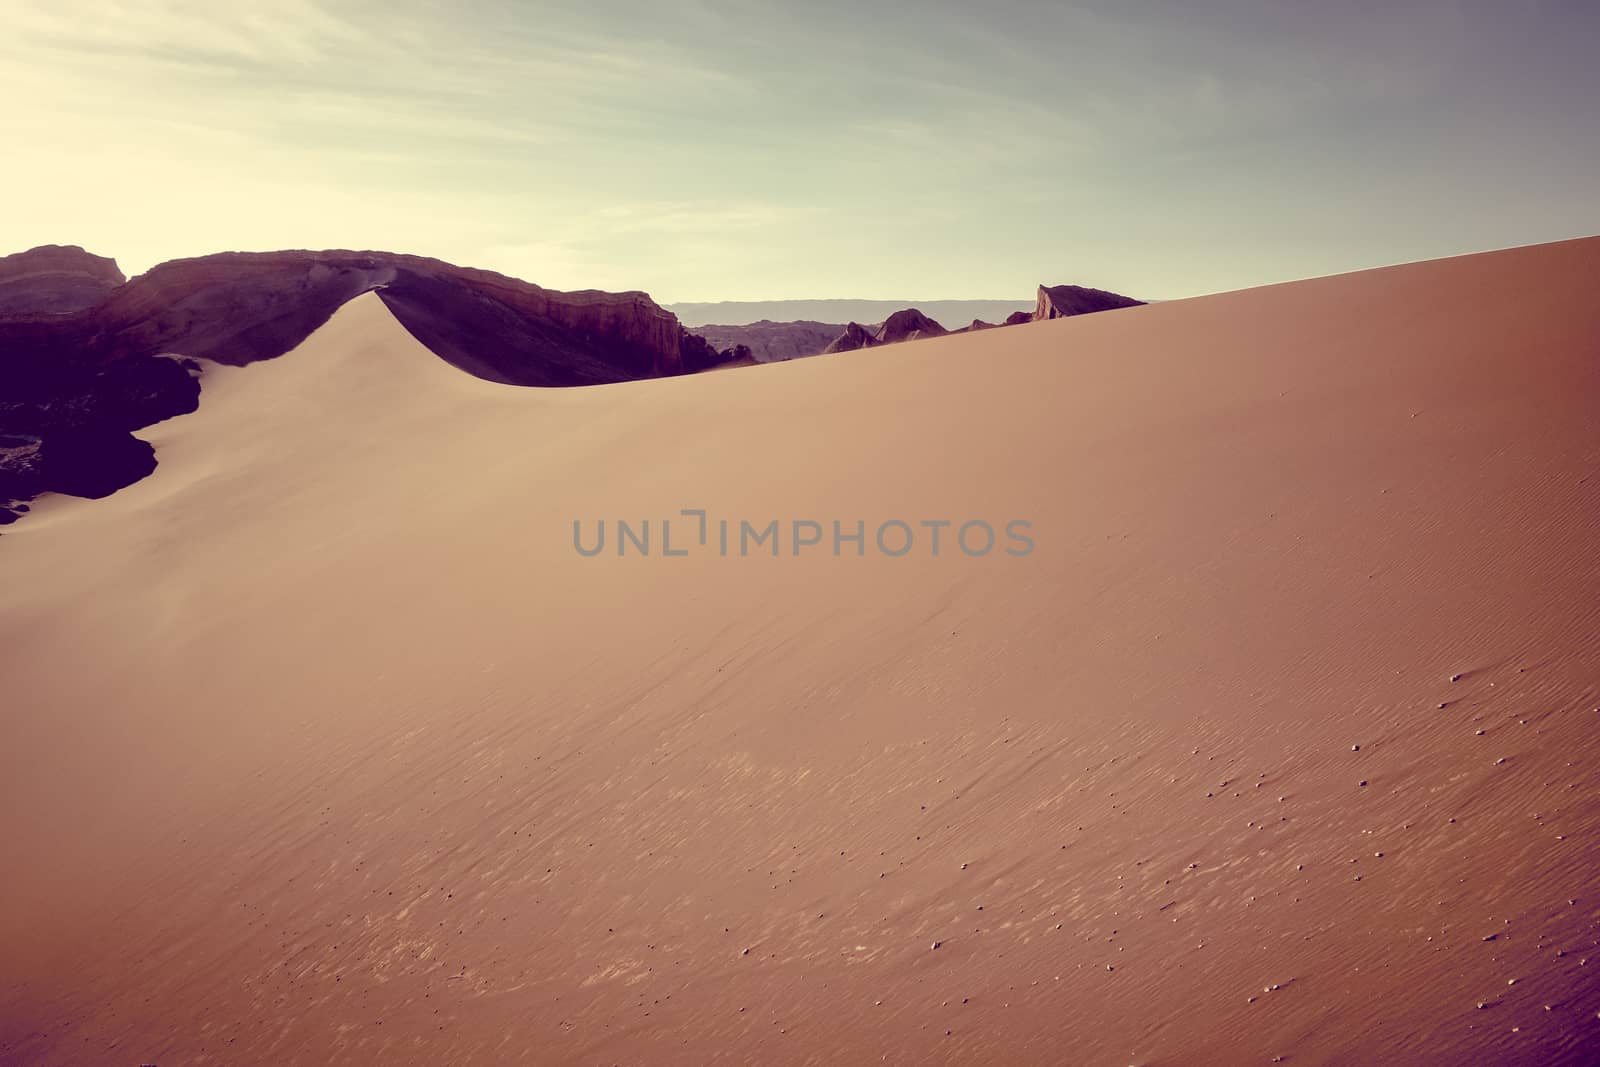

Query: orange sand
left=2, top=238, right=1598, bottom=1065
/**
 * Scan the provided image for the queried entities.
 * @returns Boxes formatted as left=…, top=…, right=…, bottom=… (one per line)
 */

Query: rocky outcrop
left=1003, top=310, right=1033, bottom=326
left=0, top=346, right=200, bottom=522
left=693, top=320, right=845, bottom=363
left=0, top=429, right=158, bottom=516
left=874, top=308, right=948, bottom=345
left=1032, top=284, right=1144, bottom=320
left=678, top=331, right=756, bottom=374
left=957, top=319, right=996, bottom=333
left=0, top=245, right=126, bottom=317
left=0, top=349, right=201, bottom=438
left=822, top=322, right=880, bottom=354
left=820, top=308, right=951, bottom=354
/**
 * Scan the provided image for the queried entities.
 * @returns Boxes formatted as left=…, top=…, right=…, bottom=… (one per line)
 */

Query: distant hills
left=694, top=284, right=1146, bottom=363
left=666, top=299, right=1034, bottom=329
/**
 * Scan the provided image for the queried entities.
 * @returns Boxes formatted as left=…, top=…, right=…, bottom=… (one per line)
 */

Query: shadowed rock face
left=0, top=429, right=157, bottom=512
left=693, top=320, right=845, bottom=363
left=1032, top=283, right=1144, bottom=320
left=0, top=349, right=201, bottom=438
left=0, top=245, right=126, bottom=317
left=0, top=348, right=200, bottom=521
left=821, top=308, right=950, bottom=354
left=822, top=322, right=880, bottom=354
left=874, top=308, right=948, bottom=345
left=369, top=266, right=683, bottom=384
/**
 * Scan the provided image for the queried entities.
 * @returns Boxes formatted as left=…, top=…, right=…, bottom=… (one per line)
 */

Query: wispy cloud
left=1, top=0, right=1595, bottom=298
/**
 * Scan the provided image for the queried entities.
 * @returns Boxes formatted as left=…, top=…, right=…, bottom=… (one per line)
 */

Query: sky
left=2, top=0, right=1597, bottom=301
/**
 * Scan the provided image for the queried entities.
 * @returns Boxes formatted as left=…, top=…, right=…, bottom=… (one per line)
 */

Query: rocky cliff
left=0, top=245, right=126, bottom=317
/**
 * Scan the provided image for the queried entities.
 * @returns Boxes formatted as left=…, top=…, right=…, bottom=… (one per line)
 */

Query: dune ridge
left=1, top=237, right=1598, bottom=1065
left=0, top=246, right=761, bottom=521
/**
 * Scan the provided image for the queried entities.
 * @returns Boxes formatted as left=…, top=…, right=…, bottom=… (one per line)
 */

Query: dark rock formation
left=822, top=308, right=950, bottom=354
left=0, top=245, right=126, bottom=317
left=0, top=429, right=156, bottom=512
left=0, top=435, right=43, bottom=522
left=0, top=349, right=201, bottom=437
left=822, top=322, right=880, bottom=354
left=0, top=347, right=199, bottom=523
left=874, top=308, right=948, bottom=345
left=677, top=331, right=729, bottom=375
left=1003, top=310, right=1034, bottom=326
left=693, top=320, right=845, bottom=363
left=1031, top=284, right=1144, bottom=320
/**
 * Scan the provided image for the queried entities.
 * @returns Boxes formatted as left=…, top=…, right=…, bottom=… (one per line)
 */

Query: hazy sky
left=3, top=1, right=1596, bottom=300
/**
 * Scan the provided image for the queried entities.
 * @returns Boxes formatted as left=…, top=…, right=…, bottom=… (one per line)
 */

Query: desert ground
left=2, top=237, right=1598, bottom=1064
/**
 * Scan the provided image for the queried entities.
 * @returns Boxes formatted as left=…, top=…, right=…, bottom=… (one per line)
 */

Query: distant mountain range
left=690, top=285, right=1146, bottom=363
left=666, top=299, right=1035, bottom=329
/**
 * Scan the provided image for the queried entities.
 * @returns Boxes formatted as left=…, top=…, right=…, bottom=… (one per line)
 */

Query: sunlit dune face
left=2, top=237, right=1598, bottom=1064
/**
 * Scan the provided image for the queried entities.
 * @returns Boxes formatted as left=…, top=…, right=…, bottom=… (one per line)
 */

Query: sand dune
left=2, top=237, right=1599, bottom=1065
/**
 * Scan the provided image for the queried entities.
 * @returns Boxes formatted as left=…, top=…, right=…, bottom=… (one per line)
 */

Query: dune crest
left=0, top=247, right=764, bottom=522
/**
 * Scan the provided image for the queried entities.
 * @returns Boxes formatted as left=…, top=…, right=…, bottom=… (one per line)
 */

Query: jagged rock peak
left=822, top=322, right=880, bottom=354
left=1032, top=283, right=1143, bottom=320
left=874, top=308, right=948, bottom=344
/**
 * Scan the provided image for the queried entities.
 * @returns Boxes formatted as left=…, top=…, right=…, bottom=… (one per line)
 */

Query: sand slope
left=2, top=237, right=1599, bottom=1065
